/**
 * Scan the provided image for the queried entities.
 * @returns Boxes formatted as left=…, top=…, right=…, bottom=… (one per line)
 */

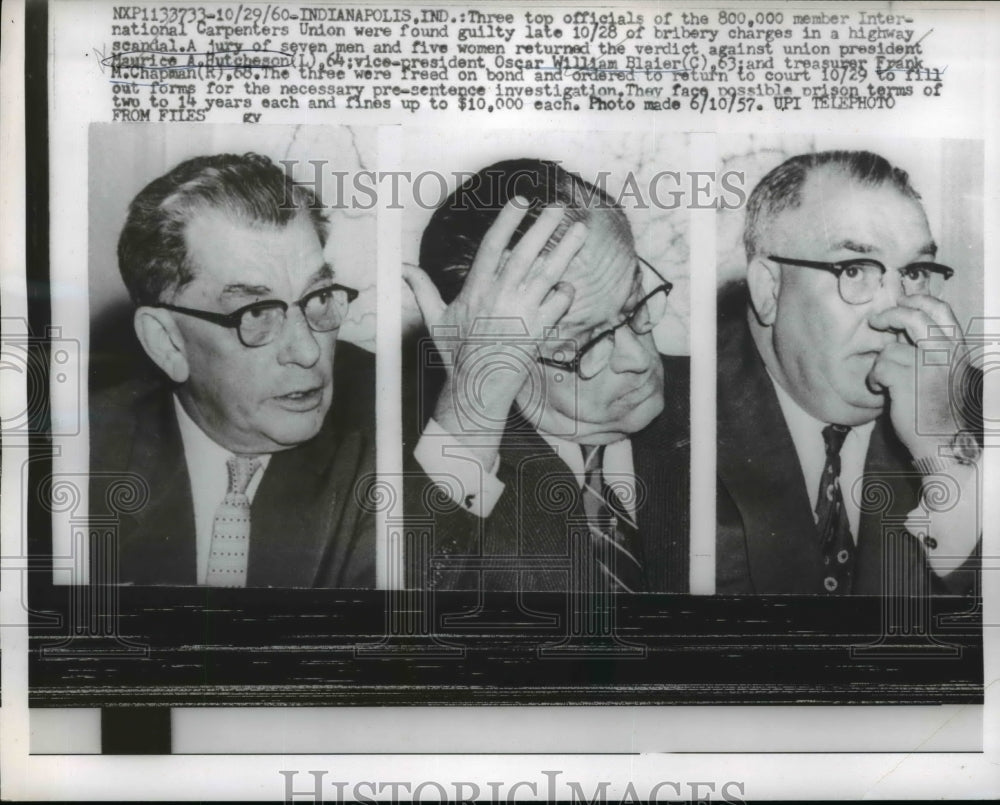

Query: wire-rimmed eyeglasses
left=537, top=258, right=673, bottom=380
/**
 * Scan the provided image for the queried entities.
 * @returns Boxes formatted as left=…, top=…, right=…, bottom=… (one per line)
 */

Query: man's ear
left=133, top=307, right=189, bottom=383
left=746, top=256, right=781, bottom=326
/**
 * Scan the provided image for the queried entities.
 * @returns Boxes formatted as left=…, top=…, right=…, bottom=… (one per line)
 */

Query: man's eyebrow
left=831, top=239, right=875, bottom=254
left=216, top=265, right=334, bottom=303
left=219, top=283, right=272, bottom=301
left=830, top=239, right=939, bottom=259
left=304, top=263, right=336, bottom=286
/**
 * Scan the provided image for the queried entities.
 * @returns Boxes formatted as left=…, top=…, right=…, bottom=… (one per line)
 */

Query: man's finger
left=896, top=293, right=962, bottom=332
left=525, top=221, right=588, bottom=297
left=500, top=205, right=567, bottom=287
left=867, top=354, right=903, bottom=394
left=869, top=305, right=938, bottom=346
left=878, top=341, right=916, bottom=369
left=403, top=264, right=447, bottom=328
left=866, top=344, right=913, bottom=392
left=538, top=280, right=576, bottom=326
left=466, top=197, right=532, bottom=290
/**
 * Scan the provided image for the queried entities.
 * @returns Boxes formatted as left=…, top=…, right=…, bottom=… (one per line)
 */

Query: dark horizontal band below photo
left=28, top=588, right=983, bottom=707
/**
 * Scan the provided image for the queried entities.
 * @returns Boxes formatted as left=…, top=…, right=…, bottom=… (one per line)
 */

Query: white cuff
left=905, top=460, right=981, bottom=578
left=413, top=418, right=505, bottom=518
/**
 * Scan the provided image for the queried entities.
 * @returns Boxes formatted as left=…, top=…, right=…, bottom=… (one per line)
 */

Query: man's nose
left=866, top=272, right=905, bottom=341
left=869, top=269, right=905, bottom=312
left=608, top=326, right=652, bottom=374
left=277, top=308, right=322, bottom=367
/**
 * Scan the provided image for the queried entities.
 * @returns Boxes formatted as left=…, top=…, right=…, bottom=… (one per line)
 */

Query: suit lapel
left=106, top=348, right=376, bottom=589
left=117, top=390, right=197, bottom=585
left=246, top=415, right=373, bottom=588
left=717, top=317, right=824, bottom=594
left=497, top=410, right=584, bottom=558
left=853, top=416, right=923, bottom=595
left=632, top=355, right=690, bottom=593
left=632, top=414, right=674, bottom=592
left=247, top=452, right=327, bottom=587
left=504, top=360, right=691, bottom=595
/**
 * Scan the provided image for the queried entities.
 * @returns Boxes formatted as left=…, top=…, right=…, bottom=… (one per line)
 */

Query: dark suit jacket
left=404, top=354, right=691, bottom=593
left=716, top=292, right=975, bottom=596
left=89, top=342, right=376, bottom=588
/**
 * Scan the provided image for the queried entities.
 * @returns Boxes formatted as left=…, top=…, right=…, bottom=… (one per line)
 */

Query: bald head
left=418, top=159, right=633, bottom=306
left=743, top=150, right=922, bottom=264
left=418, top=158, right=664, bottom=443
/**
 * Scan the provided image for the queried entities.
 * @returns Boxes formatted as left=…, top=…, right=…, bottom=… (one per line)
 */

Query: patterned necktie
left=206, top=455, right=260, bottom=587
left=580, top=444, right=645, bottom=593
left=816, top=425, right=854, bottom=594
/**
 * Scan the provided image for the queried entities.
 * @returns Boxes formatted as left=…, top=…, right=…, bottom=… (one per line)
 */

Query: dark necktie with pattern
left=816, top=424, right=855, bottom=594
left=206, top=455, right=261, bottom=587
left=580, top=444, right=645, bottom=593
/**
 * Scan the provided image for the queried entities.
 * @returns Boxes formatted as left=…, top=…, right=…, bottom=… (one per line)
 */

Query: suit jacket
left=716, top=297, right=974, bottom=596
left=89, top=342, right=376, bottom=588
left=404, top=354, right=691, bottom=593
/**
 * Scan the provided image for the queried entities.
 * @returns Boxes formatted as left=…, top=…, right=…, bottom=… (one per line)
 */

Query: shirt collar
left=765, top=368, right=876, bottom=537
left=766, top=369, right=876, bottom=448
left=174, top=396, right=236, bottom=469
left=172, top=395, right=272, bottom=471
left=536, top=430, right=631, bottom=485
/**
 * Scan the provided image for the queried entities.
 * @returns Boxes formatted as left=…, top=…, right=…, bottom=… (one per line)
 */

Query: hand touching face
left=753, top=168, right=945, bottom=428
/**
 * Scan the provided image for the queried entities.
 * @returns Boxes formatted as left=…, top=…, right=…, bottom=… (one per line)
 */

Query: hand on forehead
left=555, top=207, right=639, bottom=334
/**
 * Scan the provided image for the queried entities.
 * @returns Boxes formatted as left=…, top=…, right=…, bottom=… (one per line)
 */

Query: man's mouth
left=273, top=386, right=325, bottom=411
left=618, top=379, right=658, bottom=405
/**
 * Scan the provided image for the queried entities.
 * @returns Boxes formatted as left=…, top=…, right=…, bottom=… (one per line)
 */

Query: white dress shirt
left=769, top=373, right=874, bottom=540
left=413, top=418, right=636, bottom=519
left=173, top=397, right=271, bottom=584
left=767, top=373, right=980, bottom=578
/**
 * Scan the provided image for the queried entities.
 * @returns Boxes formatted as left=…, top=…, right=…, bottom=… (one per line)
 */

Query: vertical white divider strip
left=376, top=125, right=403, bottom=590
left=687, top=132, right=717, bottom=595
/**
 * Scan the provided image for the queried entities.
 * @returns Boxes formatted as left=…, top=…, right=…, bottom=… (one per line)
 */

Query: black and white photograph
left=86, top=124, right=378, bottom=589
left=3, top=0, right=998, bottom=799
left=399, top=131, right=692, bottom=597
left=716, top=136, right=984, bottom=598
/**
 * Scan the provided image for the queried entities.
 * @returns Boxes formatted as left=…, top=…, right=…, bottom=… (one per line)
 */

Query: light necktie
left=580, top=444, right=645, bottom=593
left=206, top=455, right=260, bottom=587
left=816, top=424, right=854, bottom=594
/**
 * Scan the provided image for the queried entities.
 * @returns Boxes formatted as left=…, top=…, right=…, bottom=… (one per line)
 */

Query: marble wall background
left=401, top=130, right=691, bottom=356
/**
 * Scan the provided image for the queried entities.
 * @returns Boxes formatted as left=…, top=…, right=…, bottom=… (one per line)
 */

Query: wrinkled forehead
left=183, top=208, right=324, bottom=286
left=762, top=167, right=932, bottom=259
left=556, top=207, right=639, bottom=335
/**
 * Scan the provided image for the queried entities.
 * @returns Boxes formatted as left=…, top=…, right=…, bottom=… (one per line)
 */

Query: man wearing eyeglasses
left=404, top=159, right=690, bottom=593
left=717, top=149, right=980, bottom=595
left=89, top=152, right=375, bottom=588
